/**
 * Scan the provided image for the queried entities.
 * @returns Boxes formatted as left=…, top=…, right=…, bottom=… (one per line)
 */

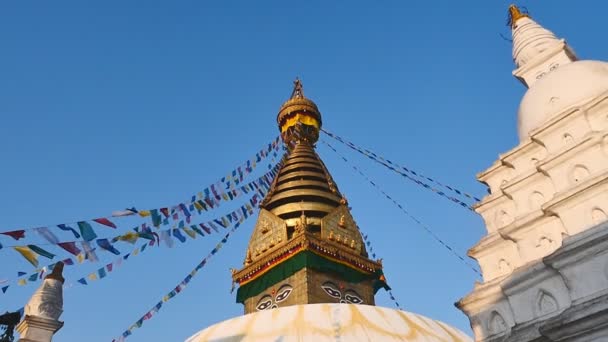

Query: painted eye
left=344, top=294, right=363, bottom=304
left=271, top=304, right=278, bottom=309
left=256, top=295, right=273, bottom=311
left=275, top=285, right=293, bottom=303
left=322, top=286, right=341, bottom=298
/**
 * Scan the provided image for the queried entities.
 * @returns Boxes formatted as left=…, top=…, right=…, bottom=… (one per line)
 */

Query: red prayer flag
left=93, top=218, right=117, bottom=229
left=57, top=242, right=82, bottom=256
left=0, top=230, right=26, bottom=240
left=160, top=208, right=169, bottom=218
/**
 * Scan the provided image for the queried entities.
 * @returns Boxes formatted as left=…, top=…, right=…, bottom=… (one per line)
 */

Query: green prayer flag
left=28, top=245, right=55, bottom=259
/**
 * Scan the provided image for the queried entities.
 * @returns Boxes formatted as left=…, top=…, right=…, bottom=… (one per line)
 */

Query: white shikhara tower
left=457, top=5, right=608, bottom=342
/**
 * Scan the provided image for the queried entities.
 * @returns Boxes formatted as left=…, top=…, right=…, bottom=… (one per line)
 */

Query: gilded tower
left=232, top=79, right=389, bottom=314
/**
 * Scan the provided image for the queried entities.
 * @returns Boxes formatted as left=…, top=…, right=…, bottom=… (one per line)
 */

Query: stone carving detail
left=571, top=165, right=590, bottom=184
left=536, top=236, right=553, bottom=249
left=488, top=311, right=507, bottom=335
left=24, top=263, right=64, bottom=320
left=498, top=259, right=512, bottom=274
left=536, top=290, right=558, bottom=317
left=529, top=191, right=545, bottom=210
left=602, top=135, right=608, bottom=156
left=495, top=210, right=513, bottom=228
left=563, top=133, right=574, bottom=146
left=591, top=208, right=607, bottom=225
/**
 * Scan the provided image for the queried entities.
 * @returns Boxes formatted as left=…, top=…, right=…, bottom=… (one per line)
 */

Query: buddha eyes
left=344, top=293, right=363, bottom=304
left=322, top=284, right=342, bottom=298
left=256, top=296, right=273, bottom=311
left=275, top=285, right=293, bottom=303
left=256, top=284, right=294, bottom=310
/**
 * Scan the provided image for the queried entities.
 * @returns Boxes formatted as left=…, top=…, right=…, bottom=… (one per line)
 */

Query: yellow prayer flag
left=183, top=228, right=196, bottom=239
left=14, top=246, right=39, bottom=267
left=76, top=253, right=85, bottom=264
left=18, top=279, right=27, bottom=286
left=88, top=273, right=98, bottom=281
left=163, top=295, right=170, bottom=302
left=119, top=232, right=139, bottom=244
left=138, top=210, right=151, bottom=217
left=132, top=248, right=139, bottom=256
left=193, top=201, right=203, bottom=211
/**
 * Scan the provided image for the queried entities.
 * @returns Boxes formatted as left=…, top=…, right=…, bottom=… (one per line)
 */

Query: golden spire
left=508, top=4, right=529, bottom=28
left=291, top=77, right=305, bottom=99
left=277, top=78, right=322, bottom=146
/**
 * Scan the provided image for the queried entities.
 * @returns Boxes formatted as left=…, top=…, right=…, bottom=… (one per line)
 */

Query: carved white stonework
left=24, top=278, right=63, bottom=321
left=459, top=9, right=608, bottom=341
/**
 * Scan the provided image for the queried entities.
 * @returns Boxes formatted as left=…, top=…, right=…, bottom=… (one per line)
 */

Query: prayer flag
left=1, top=230, right=26, bottom=240
left=35, top=227, right=59, bottom=244
left=58, top=242, right=82, bottom=256
left=82, top=241, right=99, bottom=262
left=14, top=246, right=38, bottom=267
left=172, top=229, right=186, bottom=243
left=28, top=245, right=55, bottom=259
left=77, top=221, right=97, bottom=241
left=97, top=239, right=120, bottom=255
left=93, top=218, right=117, bottom=229
left=57, top=224, right=81, bottom=238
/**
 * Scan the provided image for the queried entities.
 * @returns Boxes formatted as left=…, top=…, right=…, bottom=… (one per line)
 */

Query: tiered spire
left=232, top=79, right=388, bottom=314
left=509, top=4, right=577, bottom=87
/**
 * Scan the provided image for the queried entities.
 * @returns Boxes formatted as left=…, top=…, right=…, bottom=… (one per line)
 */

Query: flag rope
left=321, top=140, right=481, bottom=277
left=111, top=212, right=252, bottom=341
left=321, top=129, right=481, bottom=210
left=0, top=136, right=282, bottom=237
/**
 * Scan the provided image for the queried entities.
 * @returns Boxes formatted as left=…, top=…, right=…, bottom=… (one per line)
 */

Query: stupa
left=185, top=79, right=473, bottom=341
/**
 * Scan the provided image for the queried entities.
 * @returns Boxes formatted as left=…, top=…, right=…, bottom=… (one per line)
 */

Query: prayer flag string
left=2, top=187, right=276, bottom=292
left=321, top=140, right=481, bottom=277
left=2, top=193, right=261, bottom=296
left=0, top=156, right=284, bottom=260
left=111, top=214, right=250, bottom=341
left=358, top=231, right=402, bottom=310
left=0, top=136, right=283, bottom=239
left=321, top=129, right=481, bottom=208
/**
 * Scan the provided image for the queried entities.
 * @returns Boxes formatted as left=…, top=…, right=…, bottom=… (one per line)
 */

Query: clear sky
left=1, top=1, right=607, bottom=341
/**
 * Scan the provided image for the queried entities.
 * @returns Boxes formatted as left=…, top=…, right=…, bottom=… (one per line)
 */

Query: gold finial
left=291, top=77, right=304, bottom=99
left=508, top=4, right=529, bottom=28
left=46, top=261, right=65, bottom=284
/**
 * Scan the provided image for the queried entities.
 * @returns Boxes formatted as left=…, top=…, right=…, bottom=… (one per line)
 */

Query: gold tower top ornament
left=508, top=4, right=530, bottom=28
left=277, top=78, right=322, bottom=146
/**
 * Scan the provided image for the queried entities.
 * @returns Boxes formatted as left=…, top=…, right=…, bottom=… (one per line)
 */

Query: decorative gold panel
left=321, top=205, right=365, bottom=255
left=245, top=209, right=287, bottom=264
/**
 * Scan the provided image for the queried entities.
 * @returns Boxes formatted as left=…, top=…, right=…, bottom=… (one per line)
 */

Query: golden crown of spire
left=508, top=4, right=530, bottom=28
left=277, top=78, right=322, bottom=145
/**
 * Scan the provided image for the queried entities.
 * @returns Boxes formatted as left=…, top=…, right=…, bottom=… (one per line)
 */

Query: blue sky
left=1, top=1, right=607, bottom=341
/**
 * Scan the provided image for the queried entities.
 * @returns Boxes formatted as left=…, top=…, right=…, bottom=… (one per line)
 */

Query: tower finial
left=291, top=77, right=304, bottom=99
left=508, top=4, right=529, bottom=28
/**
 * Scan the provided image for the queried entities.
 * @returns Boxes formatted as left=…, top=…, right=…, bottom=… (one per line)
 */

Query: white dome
left=518, top=60, right=608, bottom=140
left=185, top=304, right=472, bottom=342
